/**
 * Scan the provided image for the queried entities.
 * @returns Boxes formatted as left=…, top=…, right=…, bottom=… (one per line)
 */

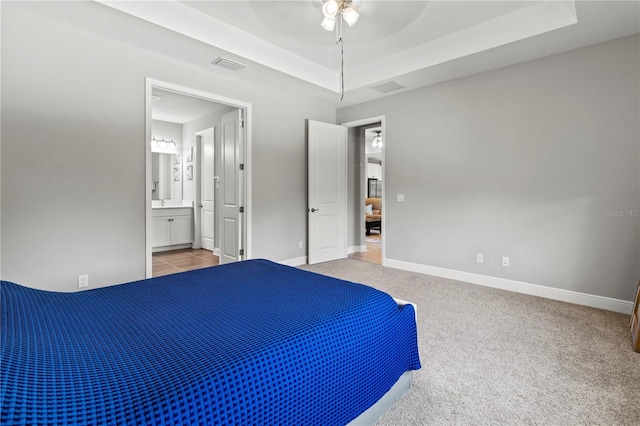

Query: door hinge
left=239, top=206, right=244, bottom=213
left=239, top=163, right=244, bottom=171
left=239, top=120, right=244, bottom=128
left=239, top=249, right=245, bottom=256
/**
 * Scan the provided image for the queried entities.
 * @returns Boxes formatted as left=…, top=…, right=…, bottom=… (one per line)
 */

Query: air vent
left=370, top=81, right=404, bottom=93
left=211, top=57, right=247, bottom=72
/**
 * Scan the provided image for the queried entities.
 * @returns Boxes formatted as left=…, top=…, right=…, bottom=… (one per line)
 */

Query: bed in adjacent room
left=1, top=259, right=420, bottom=425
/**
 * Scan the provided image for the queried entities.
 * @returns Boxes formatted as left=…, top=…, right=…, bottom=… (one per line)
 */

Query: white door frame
left=340, top=115, right=386, bottom=266
left=145, top=78, right=252, bottom=277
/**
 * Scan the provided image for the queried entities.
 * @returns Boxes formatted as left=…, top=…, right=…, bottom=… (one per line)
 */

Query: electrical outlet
left=298, top=241, right=303, bottom=249
left=78, top=275, right=89, bottom=289
left=476, top=253, right=484, bottom=264
left=502, top=257, right=510, bottom=267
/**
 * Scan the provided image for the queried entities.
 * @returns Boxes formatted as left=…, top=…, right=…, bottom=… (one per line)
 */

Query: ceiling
left=17, top=1, right=640, bottom=107
left=151, top=88, right=230, bottom=124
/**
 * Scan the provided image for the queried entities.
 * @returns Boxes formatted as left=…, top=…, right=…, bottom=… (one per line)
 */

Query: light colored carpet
left=300, top=259, right=639, bottom=426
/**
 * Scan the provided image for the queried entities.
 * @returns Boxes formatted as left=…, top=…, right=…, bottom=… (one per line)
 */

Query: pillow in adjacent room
left=365, top=204, right=373, bottom=215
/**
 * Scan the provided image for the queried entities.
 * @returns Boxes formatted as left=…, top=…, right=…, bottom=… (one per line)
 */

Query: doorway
left=348, top=123, right=383, bottom=265
left=305, top=116, right=385, bottom=266
left=340, top=117, right=385, bottom=266
left=145, top=79, right=252, bottom=278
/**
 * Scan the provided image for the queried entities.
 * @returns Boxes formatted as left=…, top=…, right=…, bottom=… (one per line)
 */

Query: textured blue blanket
left=1, top=259, right=420, bottom=425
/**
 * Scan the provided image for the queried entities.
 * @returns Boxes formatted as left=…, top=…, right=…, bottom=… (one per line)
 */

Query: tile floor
left=152, top=248, right=219, bottom=277
left=154, top=233, right=379, bottom=277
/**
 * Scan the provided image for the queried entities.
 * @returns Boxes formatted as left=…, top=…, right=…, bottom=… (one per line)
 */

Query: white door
left=219, top=109, right=244, bottom=264
left=307, top=120, right=348, bottom=264
left=200, top=129, right=215, bottom=251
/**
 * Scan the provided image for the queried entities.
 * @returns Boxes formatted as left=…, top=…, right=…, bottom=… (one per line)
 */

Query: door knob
left=310, top=208, right=320, bottom=212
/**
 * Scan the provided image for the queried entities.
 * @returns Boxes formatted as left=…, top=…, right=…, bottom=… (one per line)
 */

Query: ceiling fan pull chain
left=340, top=38, right=345, bottom=102
left=335, top=14, right=345, bottom=102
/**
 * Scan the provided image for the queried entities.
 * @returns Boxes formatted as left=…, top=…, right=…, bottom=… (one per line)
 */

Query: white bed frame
left=347, top=298, right=417, bottom=425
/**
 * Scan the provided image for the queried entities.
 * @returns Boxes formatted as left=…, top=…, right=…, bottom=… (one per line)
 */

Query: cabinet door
left=170, top=215, right=193, bottom=245
left=152, top=217, right=171, bottom=247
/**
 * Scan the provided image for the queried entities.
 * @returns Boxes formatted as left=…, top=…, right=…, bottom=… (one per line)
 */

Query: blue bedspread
left=1, top=259, right=420, bottom=425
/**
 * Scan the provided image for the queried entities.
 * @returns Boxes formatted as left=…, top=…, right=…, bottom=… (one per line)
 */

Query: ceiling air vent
left=370, top=81, right=404, bottom=93
left=211, top=57, right=247, bottom=72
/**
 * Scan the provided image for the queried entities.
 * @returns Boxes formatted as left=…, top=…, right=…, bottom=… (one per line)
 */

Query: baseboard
left=190, top=245, right=219, bottom=255
left=278, top=256, right=308, bottom=267
left=348, top=245, right=367, bottom=254
left=152, top=243, right=192, bottom=253
left=384, top=258, right=634, bottom=315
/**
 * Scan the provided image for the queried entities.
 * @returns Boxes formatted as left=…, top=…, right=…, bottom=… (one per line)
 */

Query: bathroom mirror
left=152, top=153, right=181, bottom=200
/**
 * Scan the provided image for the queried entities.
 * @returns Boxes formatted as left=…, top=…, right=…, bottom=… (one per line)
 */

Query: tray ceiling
left=17, top=1, right=640, bottom=106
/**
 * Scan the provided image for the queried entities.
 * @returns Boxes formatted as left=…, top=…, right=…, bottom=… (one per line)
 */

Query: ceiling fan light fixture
left=342, top=7, right=359, bottom=26
left=322, top=0, right=339, bottom=18
left=319, top=0, right=361, bottom=101
left=321, top=16, right=336, bottom=31
left=372, top=131, right=382, bottom=149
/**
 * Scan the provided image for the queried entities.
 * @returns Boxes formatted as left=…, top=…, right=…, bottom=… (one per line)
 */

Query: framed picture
left=186, top=147, right=194, bottom=163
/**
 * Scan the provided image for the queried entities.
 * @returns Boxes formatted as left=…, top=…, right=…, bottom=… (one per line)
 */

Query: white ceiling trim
left=349, top=1, right=578, bottom=90
left=98, top=0, right=340, bottom=92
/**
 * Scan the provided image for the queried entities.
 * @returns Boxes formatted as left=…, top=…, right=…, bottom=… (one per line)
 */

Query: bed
left=1, top=259, right=420, bottom=425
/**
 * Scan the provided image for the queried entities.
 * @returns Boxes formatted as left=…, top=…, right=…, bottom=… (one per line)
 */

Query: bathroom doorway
left=145, top=79, right=252, bottom=278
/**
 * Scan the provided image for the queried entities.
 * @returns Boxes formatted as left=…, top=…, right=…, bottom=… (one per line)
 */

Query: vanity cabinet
left=152, top=208, right=193, bottom=249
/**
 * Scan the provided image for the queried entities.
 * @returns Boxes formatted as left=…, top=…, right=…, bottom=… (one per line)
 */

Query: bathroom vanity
left=152, top=201, right=193, bottom=252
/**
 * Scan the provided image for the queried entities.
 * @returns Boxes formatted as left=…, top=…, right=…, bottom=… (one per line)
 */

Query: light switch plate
left=397, top=194, right=405, bottom=202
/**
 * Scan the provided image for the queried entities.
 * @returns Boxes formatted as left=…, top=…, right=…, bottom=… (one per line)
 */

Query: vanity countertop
left=152, top=200, right=193, bottom=209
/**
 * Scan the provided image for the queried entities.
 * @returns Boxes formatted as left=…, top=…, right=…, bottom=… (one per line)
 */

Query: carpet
left=301, top=259, right=639, bottom=425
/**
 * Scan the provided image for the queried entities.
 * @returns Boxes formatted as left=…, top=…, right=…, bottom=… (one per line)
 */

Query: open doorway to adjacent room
left=344, top=119, right=384, bottom=265
left=146, top=79, right=252, bottom=278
